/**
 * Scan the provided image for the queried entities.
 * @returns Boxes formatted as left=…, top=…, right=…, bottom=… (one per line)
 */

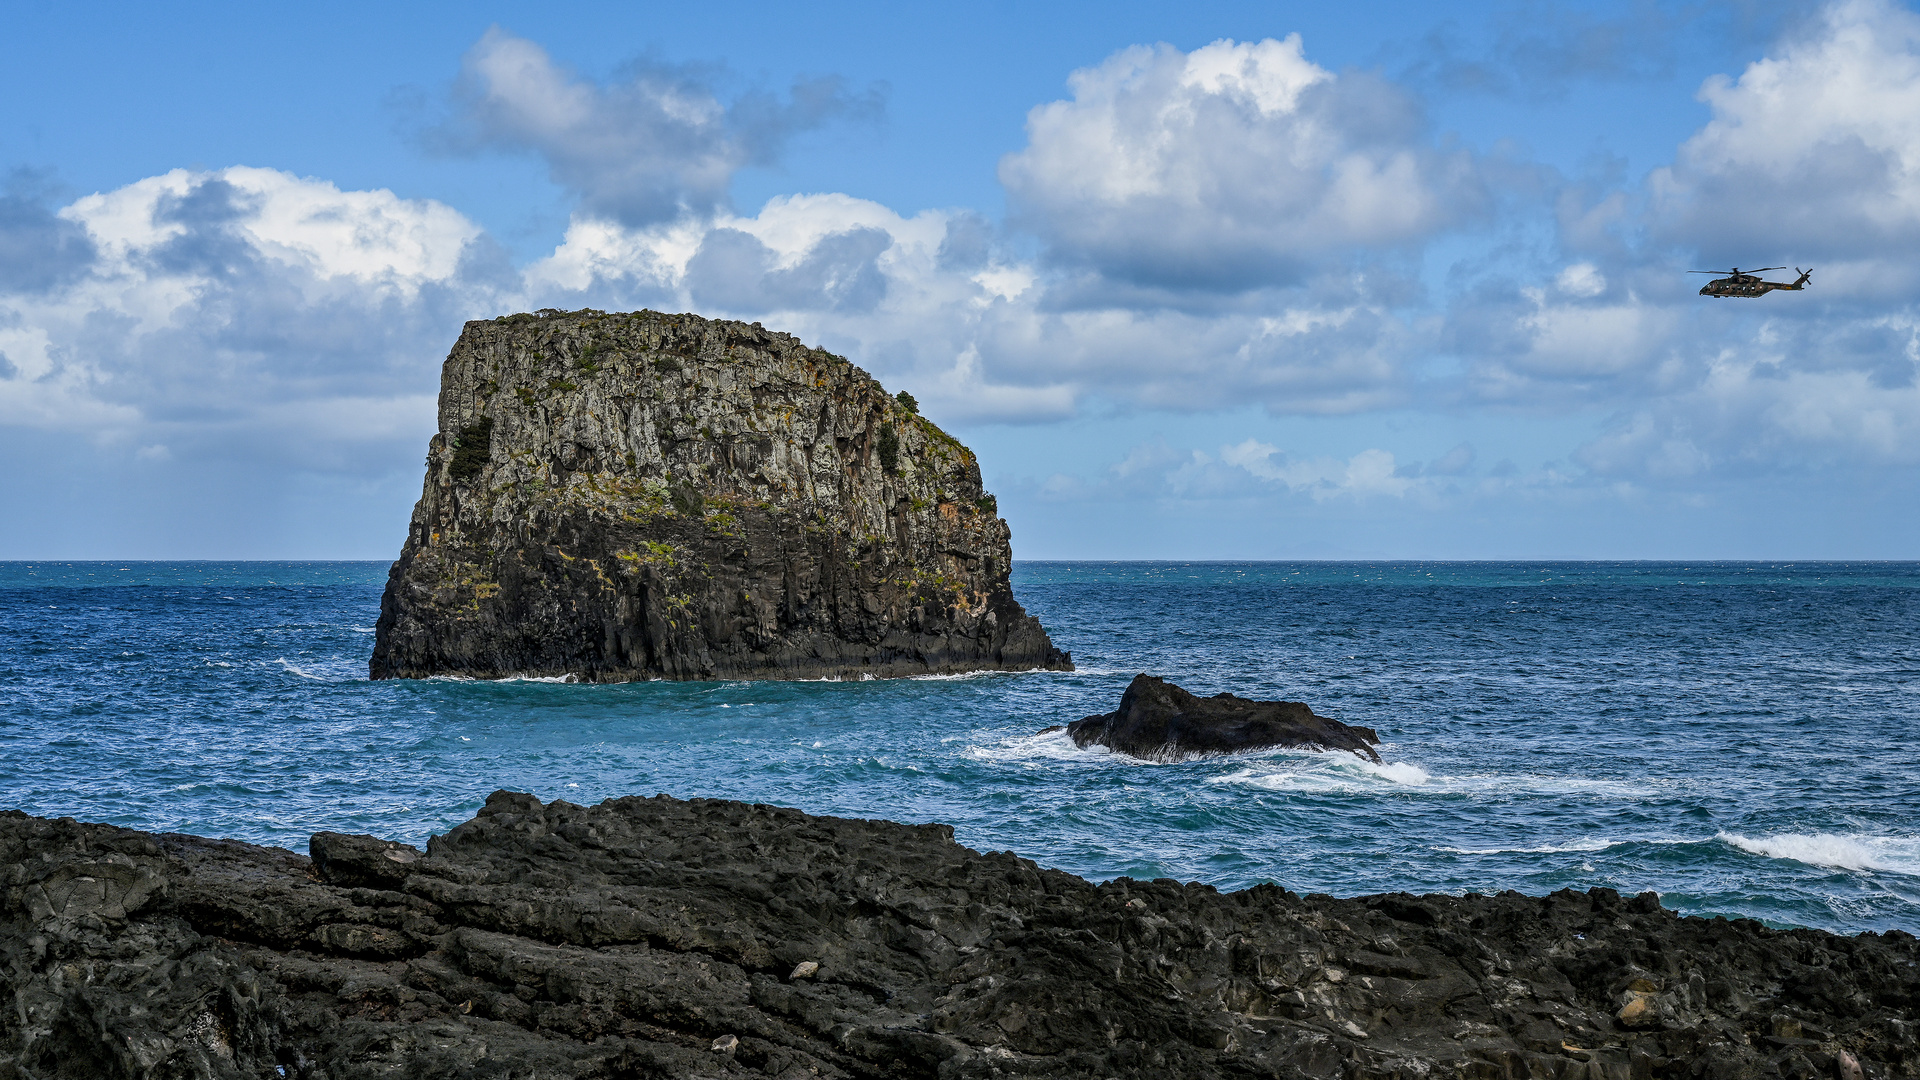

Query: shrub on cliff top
left=895, top=390, right=918, bottom=414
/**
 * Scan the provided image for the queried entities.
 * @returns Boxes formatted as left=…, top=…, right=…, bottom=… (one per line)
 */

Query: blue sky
left=4, top=0, right=1917, bottom=559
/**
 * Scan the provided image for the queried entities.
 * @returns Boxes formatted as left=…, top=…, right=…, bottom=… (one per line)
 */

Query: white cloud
left=0, top=167, right=491, bottom=469
left=1220, top=439, right=1412, bottom=499
left=999, top=36, right=1484, bottom=291
left=524, top=190, right=1414, bottom=422
left=1575, top=337, right=1920, bottom=479
left=1444, top=1, right=1920, bottom=485
left=12, top=11, right=1920, bottom=515
left=1652, top=0, right=1920, bottom=278
left=1554, top=262, right=1607, bottom=298
left=433, top=28, right=882, bottom=227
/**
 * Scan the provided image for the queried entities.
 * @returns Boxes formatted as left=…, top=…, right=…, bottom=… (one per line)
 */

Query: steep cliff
left=371, top=309, right=1069, bottom=681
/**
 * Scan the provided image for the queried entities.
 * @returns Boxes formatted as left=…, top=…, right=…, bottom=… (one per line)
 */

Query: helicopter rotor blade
left=1687, top=270, right=1736, bottom=274
left=1750, top=266, right=1785, bottom=273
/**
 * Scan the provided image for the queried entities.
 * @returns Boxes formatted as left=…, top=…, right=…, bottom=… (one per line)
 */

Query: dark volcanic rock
left=5, top=796, right=1917, bottom=1079
left=1066, top=673, right=1382, bottom=762
left=370, top=308, right=1069, bottom=682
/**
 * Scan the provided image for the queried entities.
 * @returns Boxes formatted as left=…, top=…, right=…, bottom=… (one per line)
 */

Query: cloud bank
left=3, top=6, right=1919, bottom=535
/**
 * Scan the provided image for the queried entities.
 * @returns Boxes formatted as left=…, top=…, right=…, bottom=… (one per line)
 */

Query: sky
left=3, top=0, right=1918, bottom=559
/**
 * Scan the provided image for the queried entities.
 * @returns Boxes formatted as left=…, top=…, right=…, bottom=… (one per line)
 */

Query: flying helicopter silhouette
left=1689, top=266, right=1812, bottom=298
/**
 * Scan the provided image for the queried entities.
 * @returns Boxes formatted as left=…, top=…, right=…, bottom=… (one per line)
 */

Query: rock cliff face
left=370, top=309, right=1068, bottom=681
left=2, top=796, right=1915, bottom=1080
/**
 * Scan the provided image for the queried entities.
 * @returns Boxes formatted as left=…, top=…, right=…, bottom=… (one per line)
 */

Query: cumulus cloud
left=999, top=36, right=1484, bottom=291
left=1016, top=434, right=1581, bottom=514
left=1652, top=0, right=1920, bottom=277
left=1446, top=0, right=1920, bottom=482
left=0, top=166, right=493, bottom=468
left=0, top=171, right=97, bottom=293
left=518, top=189, right=1417, bottom=421
left=1220, top=439, right=1412, bottom=499
left=13, top=10, right=1920, bottom=517
left=430, top=28, right=883, bottom=226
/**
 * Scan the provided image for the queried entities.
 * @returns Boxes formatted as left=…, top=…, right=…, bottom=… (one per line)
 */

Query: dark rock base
left=3, top=793, right=1915, bottom=1079
left=1066, top=674, right=1383, bottom=762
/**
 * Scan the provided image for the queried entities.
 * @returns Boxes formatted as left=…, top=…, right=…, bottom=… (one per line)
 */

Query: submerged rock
left=1066, top=673, right=1382, bottom=762
left=370, top=308, right=1069, bottom=682
left=2, top=795, right=1915, bottom=1079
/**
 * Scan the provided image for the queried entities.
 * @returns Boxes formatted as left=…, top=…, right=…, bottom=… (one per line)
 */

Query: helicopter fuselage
left=1698, top=269, right=1811, bottom=298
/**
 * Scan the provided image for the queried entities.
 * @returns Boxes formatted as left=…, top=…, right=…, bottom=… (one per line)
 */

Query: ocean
left=3, top=560, right=1916, bottom=935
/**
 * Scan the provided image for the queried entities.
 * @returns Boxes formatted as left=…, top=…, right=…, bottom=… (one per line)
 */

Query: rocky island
left=3, top=794, right=1915, bottom=1079
left=1063, top=675, right=1383, bottom=762
left=370, top=309, right=1069, bottom=681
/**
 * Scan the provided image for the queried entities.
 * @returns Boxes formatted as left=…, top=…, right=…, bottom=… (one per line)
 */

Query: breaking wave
left=1717, top=832, right=1920, bottom=876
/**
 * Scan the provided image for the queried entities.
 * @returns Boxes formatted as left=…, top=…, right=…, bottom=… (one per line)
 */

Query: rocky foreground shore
left=3, top=794, right=1915, bottom=1080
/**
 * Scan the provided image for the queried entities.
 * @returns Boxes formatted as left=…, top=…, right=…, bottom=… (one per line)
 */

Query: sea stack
left=370, top=309, right=1070, bottom=681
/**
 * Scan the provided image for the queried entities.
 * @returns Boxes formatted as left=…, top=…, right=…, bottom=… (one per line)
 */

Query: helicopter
left=1689, top=266, right=1812, bottom=298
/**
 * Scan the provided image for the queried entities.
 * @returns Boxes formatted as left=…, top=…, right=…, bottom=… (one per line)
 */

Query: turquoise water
left=3, top=560, right=1917, bottom=934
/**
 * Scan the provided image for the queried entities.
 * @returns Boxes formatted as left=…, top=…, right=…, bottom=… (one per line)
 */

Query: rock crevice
left=371, top=309, right=1068, bottom=681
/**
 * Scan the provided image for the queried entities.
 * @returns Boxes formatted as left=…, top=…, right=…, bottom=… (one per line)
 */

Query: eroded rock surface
left=4, top=794, right=1916, bottom=1079
left=1065, top=674, right=1383, bottom=762
left=370, top=308, right=1068, bottom=681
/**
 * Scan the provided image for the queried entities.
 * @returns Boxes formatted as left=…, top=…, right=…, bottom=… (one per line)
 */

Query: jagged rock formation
left=371, top=308, right=1069, bottom=681
left=1062, top=674, right=1383, bottom=762
left=2, top=795, right=1916, bottom=1080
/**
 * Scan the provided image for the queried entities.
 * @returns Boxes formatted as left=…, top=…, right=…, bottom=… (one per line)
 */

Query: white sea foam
left=966, top=728, right=1137, bottom=766
left=1361, top=761, right=1433, bottom=785
left=274, top=658, right=326, bottom=681
left=1213, top=755, right=1434, bottom=793
left=1212, top=757, right=1657, bottom=799
left=1717, top=832, right=1920, bottom=875
left=1437, top=838, right=1623, bottom=855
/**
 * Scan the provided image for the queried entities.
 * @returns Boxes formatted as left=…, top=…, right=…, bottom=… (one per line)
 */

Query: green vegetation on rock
left=448, top=417, right=493, bottom=483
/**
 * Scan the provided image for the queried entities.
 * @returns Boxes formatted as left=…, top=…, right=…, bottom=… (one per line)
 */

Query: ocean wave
left=1716, top=831, right=1920, bottom=875
left=425, top=672, right=582, bottom=683
left=1210, top=757, right=1659, bottom=799
left=1436, top=838, right=1629, bottom=855
left=907, top=668, right=1058, bottom=681
left=273, top=658, right=329, bottom=681
left=965, top=728, right=1138, bottom=766
left=1211, top=756, right=1433, bottom=793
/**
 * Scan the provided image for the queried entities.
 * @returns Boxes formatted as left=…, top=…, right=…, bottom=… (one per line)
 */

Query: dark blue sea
left=3, top=561, right=1917, bottom=935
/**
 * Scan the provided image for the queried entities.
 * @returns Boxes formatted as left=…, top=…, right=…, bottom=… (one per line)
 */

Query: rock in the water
left=3, top=794, right=1916, bottom=1079
left=370, top=308, right=1070, bottom=682
left=1067, top=673, right=1382, bottom=762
